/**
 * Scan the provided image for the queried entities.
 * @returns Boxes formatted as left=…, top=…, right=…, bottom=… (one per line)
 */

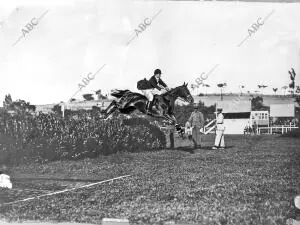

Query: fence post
left=170, top=130, right=174, bottom=149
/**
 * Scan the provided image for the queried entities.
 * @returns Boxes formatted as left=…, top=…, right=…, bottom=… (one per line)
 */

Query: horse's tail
left=111, top=89, right=130, bottom=98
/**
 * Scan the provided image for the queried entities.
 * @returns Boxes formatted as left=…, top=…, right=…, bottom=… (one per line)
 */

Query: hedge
left=0, top=111, right=166, bottom=165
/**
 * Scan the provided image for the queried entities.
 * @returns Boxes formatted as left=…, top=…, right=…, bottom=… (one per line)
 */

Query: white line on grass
left=1, top=175, right=131, bottom=206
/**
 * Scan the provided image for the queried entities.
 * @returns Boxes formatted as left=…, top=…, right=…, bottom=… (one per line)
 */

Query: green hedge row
left=0, top=112, right=166, bottom=165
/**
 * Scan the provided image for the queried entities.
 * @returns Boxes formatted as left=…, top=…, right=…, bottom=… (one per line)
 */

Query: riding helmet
left=154, top=69, right=162, bottom=75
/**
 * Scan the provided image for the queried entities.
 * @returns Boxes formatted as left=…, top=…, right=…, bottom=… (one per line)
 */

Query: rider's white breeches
left=142, top=89, right=163, bottom=101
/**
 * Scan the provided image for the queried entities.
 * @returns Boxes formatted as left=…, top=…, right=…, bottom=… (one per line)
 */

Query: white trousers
left=142, top=89, right=165, bottom=101
left=214, top=125, right=225, bottom=147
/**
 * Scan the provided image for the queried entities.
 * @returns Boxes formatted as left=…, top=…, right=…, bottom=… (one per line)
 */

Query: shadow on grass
left=223, top=145, right=234, bottom=149
left=174, top=145, right=231, bottom=153
left=173, top=146, right=195, bottom=154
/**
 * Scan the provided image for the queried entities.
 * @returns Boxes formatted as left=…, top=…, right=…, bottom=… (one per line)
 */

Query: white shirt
left=216, top=113, right=224, bottom=124
left=216, top=113, right=225, bottom=131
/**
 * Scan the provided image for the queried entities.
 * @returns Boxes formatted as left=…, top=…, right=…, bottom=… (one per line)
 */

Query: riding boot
left=148, top=100, right=154, bottom=111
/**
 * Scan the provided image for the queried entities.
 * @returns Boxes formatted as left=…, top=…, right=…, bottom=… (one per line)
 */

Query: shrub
left=0, top=111, right=166, bottom=165
left=281, top=128, right=300, bottom=138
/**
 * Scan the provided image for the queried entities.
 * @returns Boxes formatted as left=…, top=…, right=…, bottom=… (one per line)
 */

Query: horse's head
left=173, top=82, right=194, bottom=103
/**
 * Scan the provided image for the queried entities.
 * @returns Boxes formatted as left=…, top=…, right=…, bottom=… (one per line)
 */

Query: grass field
left=0, top=134, right=299, bottom=225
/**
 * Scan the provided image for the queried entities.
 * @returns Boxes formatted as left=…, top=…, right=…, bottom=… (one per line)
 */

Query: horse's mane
left=161, top=86, right=180, bottom=97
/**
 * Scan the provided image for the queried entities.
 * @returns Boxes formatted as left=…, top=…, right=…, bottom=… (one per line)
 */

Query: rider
left=138, top=69, right=170, bottom=111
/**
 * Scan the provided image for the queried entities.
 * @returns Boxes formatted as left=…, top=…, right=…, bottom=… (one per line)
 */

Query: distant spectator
left=252, top=121, right=257, bottom=135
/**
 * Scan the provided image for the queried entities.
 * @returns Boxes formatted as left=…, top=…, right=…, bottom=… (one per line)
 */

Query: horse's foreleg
left=147, top=108, right=176, bottom=125
left=164, top=114, right=177, bottom=125
left=170, top=114, right=177, bottom=125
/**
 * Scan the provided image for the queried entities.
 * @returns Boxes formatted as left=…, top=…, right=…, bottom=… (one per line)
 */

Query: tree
left=258, top=84, right=267, bottom=95
left=296, top=86, right=300, bottom=94
left=239, top=85, right=245, bottom=95
left=2, top=95, right=34, bottom=113
left=203, top=84, right=210, bottom=96
left=3, top=94, right=12, bottom=109
left=282, top=86, right=288, bottom=95
left=295, top=95, right=300, bottom=106
left=217, top=83, right=227, bottom=101
left=52, top=104, right=62, bottom=115
left=174, top=100, right=215, bottom=125
left=273, top=88, right=278, bottom=95
left=288, top=68, right=296, bottom=96
left=11, top=99, right=30, bottom=111
left=95, top=89, right=102, bottom=100
left=251, top=96, right=268, bottom=111
left=28, top=105, right=36, bottom=112
left=190, top=84, right=196, bottom=94
left=83, top=94, right=94, bottom=101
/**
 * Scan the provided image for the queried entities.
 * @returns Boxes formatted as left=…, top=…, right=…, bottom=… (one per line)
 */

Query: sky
left=0, top=0, right=300, bottom=106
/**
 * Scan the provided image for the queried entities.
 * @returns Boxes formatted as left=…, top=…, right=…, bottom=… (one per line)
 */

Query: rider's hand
left=165, top=87, right=170, bottom=91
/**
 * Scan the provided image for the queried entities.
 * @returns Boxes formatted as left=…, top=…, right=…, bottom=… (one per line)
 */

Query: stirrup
left=146, top=101, right=151, bottom=111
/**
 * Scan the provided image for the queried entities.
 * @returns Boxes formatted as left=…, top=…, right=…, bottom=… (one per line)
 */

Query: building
left=35, top=99, right=112, bottom=114
left=270, top=103, right=296, bottom=125
left=250, top=111, right=269, bottom=126
left=270, top=104, right=295, bottom=118
left=216, top=100, right=251, bottom=134
left=256, top=104, right=298, bottom=134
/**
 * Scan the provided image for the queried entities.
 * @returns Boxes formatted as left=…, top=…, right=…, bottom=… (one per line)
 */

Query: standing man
left=137, top=69, right=169, bottom=112
left=252, top=121, right=257, bottom=135
left=188, top=104, right=204, bottom=148
left=213, top=108, right=225, bottom=150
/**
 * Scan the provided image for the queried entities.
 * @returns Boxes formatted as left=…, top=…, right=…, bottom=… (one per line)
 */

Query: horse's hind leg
left=102, top=100, right=118, bottom=118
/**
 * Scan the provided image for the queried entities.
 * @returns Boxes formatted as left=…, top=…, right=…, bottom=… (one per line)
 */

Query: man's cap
left=154, top=69, right=162, bottom=75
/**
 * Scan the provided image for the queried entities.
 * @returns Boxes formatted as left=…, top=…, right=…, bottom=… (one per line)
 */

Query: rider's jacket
left=148, top=75, right=167, bottom=90
left=137, top=75, right=167, bottom=90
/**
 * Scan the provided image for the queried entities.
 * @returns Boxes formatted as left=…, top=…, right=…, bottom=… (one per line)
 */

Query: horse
left=101, top=82, right=194, bottom=124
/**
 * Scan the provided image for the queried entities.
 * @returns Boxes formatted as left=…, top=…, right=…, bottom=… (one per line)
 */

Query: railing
left=258, top=124, right=299, bottom=135
left=200, top=119, right=216, bottom=135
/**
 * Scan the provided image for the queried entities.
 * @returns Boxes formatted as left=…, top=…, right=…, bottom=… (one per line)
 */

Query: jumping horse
left=101, top=82, right=194, bottom=124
